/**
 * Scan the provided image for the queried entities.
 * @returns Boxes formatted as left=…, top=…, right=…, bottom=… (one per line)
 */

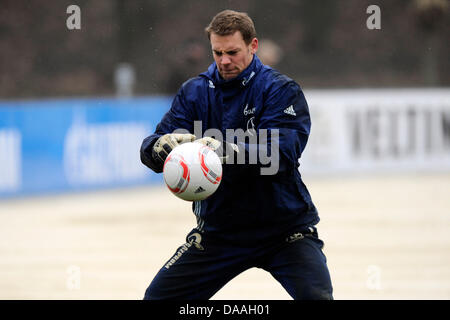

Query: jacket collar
left=201, top=54, right=263, bottom=89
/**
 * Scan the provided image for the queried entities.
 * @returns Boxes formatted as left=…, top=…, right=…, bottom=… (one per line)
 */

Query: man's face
left=210, top=31, right=258, bottom=80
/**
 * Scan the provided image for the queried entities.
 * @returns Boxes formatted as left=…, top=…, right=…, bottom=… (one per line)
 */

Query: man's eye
left=214, top=51, right=222, bottom=56
left=227, top=51, right=237, bottom=55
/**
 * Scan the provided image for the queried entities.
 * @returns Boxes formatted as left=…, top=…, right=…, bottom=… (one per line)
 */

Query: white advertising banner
left=301, top=89, right=450, bottom=174
left=0, top=129, right=21, bottom=192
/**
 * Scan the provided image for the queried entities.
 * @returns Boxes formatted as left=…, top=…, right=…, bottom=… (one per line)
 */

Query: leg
left=144, top=230, right=251, bottom=300
left=260, top=234, right=333, bottom=300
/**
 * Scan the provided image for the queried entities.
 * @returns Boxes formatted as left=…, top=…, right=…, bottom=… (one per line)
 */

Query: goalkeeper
left=140, top=10, right=333, bottom=300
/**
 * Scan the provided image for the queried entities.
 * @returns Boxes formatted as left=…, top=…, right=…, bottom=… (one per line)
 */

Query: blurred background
left=0, top=0, right=449, bottom=300
left=1, top=0, right=449, bottom=97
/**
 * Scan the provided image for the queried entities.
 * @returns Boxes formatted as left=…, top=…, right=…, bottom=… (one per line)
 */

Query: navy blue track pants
left=144, top=227, right=333, bottom=300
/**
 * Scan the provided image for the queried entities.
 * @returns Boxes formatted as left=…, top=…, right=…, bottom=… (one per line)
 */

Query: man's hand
left=195, top=137, right=239, bottom=164
left=152, top=133, right=196, bottom=164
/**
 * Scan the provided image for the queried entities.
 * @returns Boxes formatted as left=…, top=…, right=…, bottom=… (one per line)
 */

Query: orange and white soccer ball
left=163, top=142, right=222, bottom=201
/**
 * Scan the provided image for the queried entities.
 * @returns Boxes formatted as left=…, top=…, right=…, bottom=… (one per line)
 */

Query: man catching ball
left=140, top=9, right=333, bottom=300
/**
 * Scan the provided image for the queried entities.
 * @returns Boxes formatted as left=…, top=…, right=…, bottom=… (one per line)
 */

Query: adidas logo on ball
left=195, top=186, right=206, bottom=193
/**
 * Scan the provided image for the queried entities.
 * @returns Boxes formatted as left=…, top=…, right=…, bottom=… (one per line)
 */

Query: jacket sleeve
left=235, top=80, right=311, bottom=176
left=140, top=85, right=196, bottom=173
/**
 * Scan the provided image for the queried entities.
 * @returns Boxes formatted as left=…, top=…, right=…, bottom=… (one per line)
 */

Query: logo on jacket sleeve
left=283, top=105, right=297, bottom=117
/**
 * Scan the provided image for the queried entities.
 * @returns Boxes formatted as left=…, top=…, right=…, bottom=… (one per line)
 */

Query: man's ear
left=250, top=37, right=258, bottom=54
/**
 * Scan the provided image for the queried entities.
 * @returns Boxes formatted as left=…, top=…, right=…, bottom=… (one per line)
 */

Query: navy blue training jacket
left=141, top=55, right=319, bottom=244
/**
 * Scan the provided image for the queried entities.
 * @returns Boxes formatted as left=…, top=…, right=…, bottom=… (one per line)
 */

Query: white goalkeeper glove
left=195, top=137, right=239, bottom=164
left=152, top=133, right=196, bottom=164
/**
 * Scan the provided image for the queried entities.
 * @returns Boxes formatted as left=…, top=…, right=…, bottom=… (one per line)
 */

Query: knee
left=143, top=286, right=155, bottom=300
left=296, top=286, right=333, bottom=300
left=143, top=283, right=164, bottom=300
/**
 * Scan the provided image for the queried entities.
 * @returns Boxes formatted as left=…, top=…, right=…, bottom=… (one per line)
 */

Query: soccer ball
left=163, top=142, right=222, bottom=201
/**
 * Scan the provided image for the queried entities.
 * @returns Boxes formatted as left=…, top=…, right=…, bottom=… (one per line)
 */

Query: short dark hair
left=205, top=10, right=257, bottom=45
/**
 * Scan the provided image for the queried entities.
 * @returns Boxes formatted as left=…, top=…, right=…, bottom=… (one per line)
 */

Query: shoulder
left=180, top=76, right=208, bottom=93
left=258, top=67, right=303, bottom=99
left=176, top=76, right=209, bottom=103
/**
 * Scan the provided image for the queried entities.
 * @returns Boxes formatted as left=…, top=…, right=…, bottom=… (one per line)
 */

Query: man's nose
left=220, top=55, right=231, bottom=65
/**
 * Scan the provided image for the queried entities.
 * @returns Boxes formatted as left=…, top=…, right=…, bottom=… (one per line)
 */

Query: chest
left=202, top=84, right=264, bottom=135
